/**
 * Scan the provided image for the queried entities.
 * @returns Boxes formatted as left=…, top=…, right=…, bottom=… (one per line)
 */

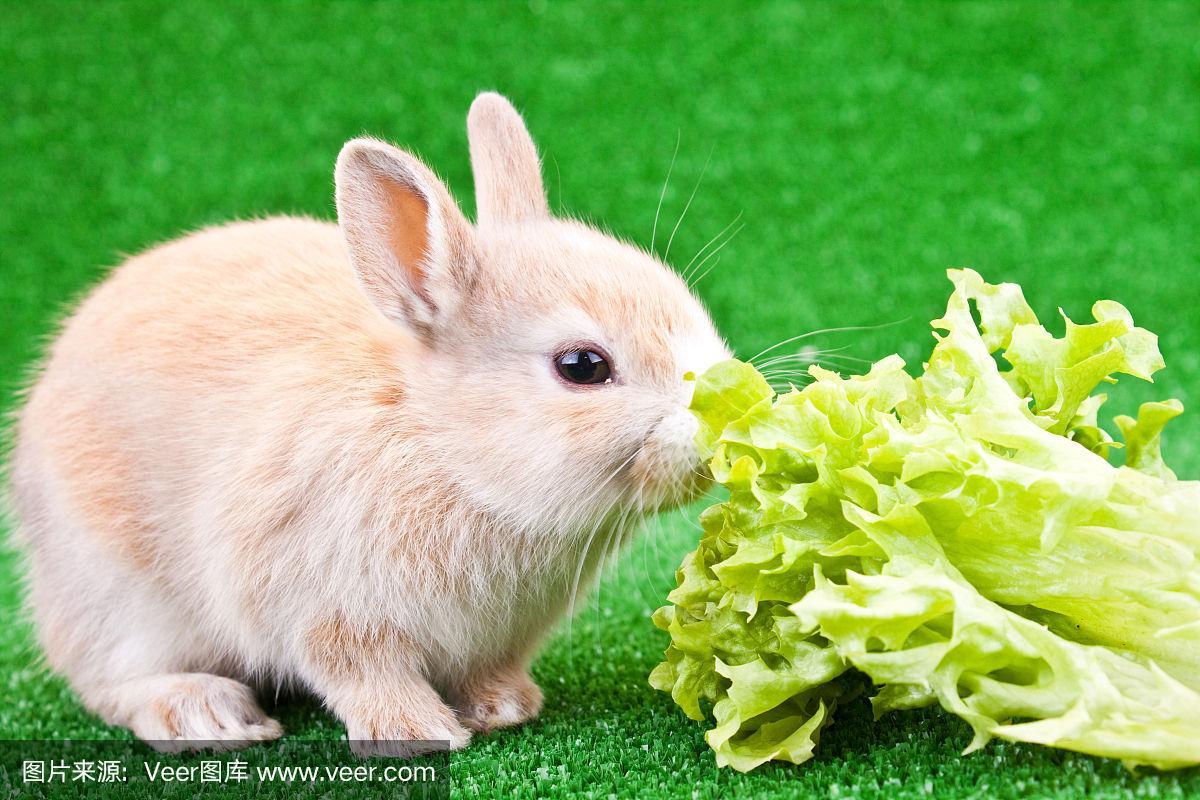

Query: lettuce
left=651, top=269, right=1200, bottom=772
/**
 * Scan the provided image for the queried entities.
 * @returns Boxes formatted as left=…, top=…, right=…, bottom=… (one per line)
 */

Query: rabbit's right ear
left=468, top=93, right=548, bottom=228
left=335, top=138, right=478, bottom=340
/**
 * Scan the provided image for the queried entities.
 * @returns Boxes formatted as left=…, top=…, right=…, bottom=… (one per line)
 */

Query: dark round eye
left=555, top=349, right=612, bottom=385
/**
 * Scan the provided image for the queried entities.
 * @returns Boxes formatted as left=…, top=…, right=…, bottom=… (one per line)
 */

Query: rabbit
left=5, top=93, right=730, bottom=754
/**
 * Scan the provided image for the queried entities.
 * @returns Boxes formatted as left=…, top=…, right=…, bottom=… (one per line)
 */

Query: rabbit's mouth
left=658, top=466, right=713, bottom=510
left=625, top=410, right=709, bottom=513
left=626, top=461, right=711, bottom=516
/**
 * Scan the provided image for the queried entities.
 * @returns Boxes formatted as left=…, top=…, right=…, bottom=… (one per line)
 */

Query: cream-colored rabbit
left=7, top=93, right=728, bottom=753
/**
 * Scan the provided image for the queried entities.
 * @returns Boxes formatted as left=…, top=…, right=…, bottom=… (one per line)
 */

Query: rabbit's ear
left=335, top=138, right=477, bottom=339
left=467, top=93, right=548, bottom=228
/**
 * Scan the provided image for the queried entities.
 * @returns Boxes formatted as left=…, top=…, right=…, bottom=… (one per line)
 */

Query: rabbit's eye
left=555, top=349, right=612, bottom=386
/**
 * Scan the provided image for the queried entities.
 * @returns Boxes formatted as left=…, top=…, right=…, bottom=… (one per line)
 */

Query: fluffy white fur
left=7, top=93, right=729, bottom=753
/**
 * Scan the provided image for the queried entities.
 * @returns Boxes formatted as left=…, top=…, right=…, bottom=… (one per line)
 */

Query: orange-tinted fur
left=7, top=94, right=729, bottom=753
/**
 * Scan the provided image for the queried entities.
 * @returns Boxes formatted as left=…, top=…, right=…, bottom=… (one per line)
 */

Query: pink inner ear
left=379, top=177, right=431, bottom=298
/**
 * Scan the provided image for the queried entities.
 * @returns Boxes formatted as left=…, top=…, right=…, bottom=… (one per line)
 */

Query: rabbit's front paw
left=453, top=668, right=543, bottom=734
left=346, top=701, right=470, bottom=758
left=104, top=673, right=283, bottom=751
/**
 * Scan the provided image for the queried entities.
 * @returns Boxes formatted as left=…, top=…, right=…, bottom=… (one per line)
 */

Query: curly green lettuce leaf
left=1116, top=399, right=1185, bottom=480
left=946, top=268, right=1166, bottom=442
left=794, top=551, right=1200, bottom=770
left=652, top=268, right=1200, bottom=772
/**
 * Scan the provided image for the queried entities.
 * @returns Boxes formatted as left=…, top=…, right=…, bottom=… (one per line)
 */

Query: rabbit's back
left=44, top=215, right=399, bottom=392
left=12, top=216, right=413, bottom=602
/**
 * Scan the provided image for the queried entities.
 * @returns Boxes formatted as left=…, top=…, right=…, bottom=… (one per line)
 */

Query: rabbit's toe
left=454, top=668, right=543, bottom=733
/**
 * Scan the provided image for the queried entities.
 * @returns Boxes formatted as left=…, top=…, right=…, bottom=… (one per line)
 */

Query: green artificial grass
left=2, top=1, right=1198, bottom=797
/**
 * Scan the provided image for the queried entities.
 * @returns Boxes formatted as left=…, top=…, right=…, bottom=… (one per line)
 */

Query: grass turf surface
left=2, top=1, right=1199, bottom=797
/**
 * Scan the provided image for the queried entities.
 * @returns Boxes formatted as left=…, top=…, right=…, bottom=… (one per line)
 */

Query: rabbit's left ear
left=335, top=138, right=478, bottom=341
left=467, top=92, right=548, bottom=228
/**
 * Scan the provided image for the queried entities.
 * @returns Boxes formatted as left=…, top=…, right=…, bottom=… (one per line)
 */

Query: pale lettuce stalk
left=651, top=269, right=1200, bottom=771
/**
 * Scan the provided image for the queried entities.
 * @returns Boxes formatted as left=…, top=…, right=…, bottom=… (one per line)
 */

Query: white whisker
left=756, top=345, right=854, bottom=368
left=650, top=130, right=680, bottom=256
left=747, top=319, right=908, bottom=364
left=563, top=447, right=641, bottom=671
left=664, top=145, right=714, bottom=264
left=682, top=212, right=743, bottom=283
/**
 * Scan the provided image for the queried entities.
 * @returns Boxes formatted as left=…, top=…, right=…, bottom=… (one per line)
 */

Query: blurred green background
left=2, top=1, right=1198, bottom=798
